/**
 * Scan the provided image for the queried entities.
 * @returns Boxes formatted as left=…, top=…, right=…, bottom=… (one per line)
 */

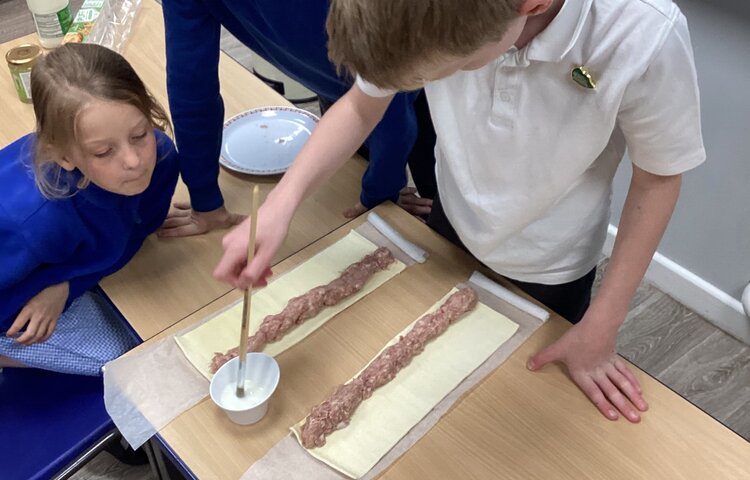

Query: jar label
left=32, top=6, right=73, bottom=39
left=11, top=69, right=32, bottom=103
left=19, top=71, right=32, bottom=99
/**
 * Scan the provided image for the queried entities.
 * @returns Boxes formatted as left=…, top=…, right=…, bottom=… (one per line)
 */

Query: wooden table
left=3, top=2, right=749, bottom=479
left=0, top=0, right=366, bottom=340
left=133, top=203, right=750, bottom=480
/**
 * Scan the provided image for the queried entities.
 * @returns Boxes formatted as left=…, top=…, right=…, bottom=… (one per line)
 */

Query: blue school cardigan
left=0, top=130, right=179, bottom=331
left=162, top=0, right=418, bottom=212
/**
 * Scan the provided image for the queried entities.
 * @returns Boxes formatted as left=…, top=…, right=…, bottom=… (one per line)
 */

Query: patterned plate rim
left=220, top=105, right=320, bottom=175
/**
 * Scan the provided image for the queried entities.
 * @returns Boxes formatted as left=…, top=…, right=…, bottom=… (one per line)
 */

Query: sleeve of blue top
left=162, top=0, right=225, bottom=213
left=0, top=228, right=38, bottom=291
left=358, top=92, right=419, bottom=208
left=0, top=229, right=86, bottom=327
left=137, top=132, right=180, bottom=234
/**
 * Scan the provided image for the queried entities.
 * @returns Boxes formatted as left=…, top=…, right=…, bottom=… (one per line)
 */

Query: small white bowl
left=209, top=353, right=280, bottom=425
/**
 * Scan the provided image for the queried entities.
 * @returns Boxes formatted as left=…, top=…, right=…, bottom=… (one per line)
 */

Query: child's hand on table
left=343, top=187, right=433, bottom=221
left=158, top=202, right=245, bottom=237
left=343, top=202, right=368, bottom=219
left=527, top=307, right=649, bottom=423
left=397, top=187, right=432, bottom=219
left=7, top=282, right=69, bottom=345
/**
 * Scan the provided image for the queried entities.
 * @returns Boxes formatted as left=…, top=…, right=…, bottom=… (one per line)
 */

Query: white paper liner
left=367, top=212, right=428, bottom=263
left=103, top=220, right=424, bottom=449
left=103, top=335, right=208, bottom=450
left=242, top=272, right=548, bottom=479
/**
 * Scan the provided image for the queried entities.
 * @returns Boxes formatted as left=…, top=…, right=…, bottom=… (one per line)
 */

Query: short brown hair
left=30, top=43, right=170, bottom=198
left=327, top=0, right=521, bottom=90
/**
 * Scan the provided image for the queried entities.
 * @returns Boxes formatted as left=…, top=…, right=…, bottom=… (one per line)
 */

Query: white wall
left=609, top=0, right=750, bottom=340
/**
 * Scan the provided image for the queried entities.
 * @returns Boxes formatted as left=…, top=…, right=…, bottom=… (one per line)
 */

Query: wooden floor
left=598, top=259, right=750, bottom=440
left=0, top=1, right=747, bottom=478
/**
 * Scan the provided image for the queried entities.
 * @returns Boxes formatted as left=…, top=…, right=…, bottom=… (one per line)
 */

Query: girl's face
left=58, top=99, right=157, bottom=196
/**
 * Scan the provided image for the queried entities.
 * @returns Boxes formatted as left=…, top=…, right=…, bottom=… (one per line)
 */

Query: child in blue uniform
left=158, top=0, right=435, bottom=237
left=0, top=43, right=179, bottom=376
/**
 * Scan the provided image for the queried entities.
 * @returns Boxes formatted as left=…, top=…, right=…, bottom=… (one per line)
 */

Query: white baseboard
left=604, top=225, right=750, bottom=344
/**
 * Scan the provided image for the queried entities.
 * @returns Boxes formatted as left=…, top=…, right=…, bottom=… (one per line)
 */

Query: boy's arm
left=214, top=84, right=394, bottom=288
left=528, top=165, right=680, bottom=422
left=529, top=11, right=704, bottom=422
left=159, top=0, right=240, bottom=237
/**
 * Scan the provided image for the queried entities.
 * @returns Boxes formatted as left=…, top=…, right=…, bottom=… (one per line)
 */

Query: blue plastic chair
left=0, top=288, right=154, bottom=480
left=0, top=368, right=117, bottom=480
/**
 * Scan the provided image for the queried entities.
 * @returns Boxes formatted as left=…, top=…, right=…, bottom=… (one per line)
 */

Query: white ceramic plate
left=220, top=106, right=319, bottom=175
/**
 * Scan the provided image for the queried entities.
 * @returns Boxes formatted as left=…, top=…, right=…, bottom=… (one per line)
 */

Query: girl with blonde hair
left=0, top=43, right=179, bottom=376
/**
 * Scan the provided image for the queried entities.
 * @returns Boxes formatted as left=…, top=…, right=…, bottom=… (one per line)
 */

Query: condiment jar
left=6, top=44, right=42, bottom=104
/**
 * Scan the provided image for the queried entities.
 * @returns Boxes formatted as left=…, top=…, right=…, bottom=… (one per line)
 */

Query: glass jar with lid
left=5, top=44, right=42, bottom=104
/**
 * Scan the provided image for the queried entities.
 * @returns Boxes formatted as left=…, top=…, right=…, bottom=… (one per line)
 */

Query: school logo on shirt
left=572, top=66, right=597, bottom=89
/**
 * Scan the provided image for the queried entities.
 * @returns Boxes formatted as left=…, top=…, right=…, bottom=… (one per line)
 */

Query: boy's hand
left=215, top=84, right=394, bottom=288
left=213, top=204, right=282, bottom=290
left=344, top=187, right=433, bottom=220
left=397, top=187, right=432, bottom=219
left=158, top=202, right=246, bottom=237
left=527, top=315, right=648, bottom=423
left=7, top=282, right=69, bottom=345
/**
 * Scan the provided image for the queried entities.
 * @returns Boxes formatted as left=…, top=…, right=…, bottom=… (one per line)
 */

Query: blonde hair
left=30, top=43, right=171, bottom=198
left=327, top=0, right=521, bottom=90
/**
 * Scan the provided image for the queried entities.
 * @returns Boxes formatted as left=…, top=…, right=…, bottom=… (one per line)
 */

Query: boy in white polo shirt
left=215, top=0, right=704, bottom=423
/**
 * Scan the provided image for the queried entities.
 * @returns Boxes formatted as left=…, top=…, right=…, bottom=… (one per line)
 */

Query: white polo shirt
left=357, top=0, right=705, bottom=284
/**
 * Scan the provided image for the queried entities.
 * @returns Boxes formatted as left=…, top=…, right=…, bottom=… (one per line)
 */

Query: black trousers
left=319, top=91, right=438, bottom=200
left=427, top=194, right=596, bottom=324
